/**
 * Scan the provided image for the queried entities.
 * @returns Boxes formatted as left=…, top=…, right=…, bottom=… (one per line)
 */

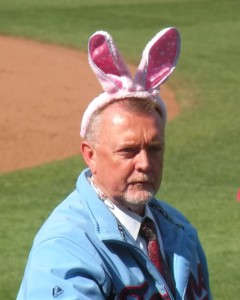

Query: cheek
left=97, top=156, right=132, bottom=182
left=151, top=155, right=164, bottom=178
left=112, top=161, right=136, bottom=187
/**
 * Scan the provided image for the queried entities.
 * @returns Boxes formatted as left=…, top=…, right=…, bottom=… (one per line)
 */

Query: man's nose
left=135, top=149, right=151, bottom=172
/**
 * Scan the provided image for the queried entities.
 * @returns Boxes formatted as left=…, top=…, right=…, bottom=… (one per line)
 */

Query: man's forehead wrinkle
left=114, top=129, right=164, bottom=149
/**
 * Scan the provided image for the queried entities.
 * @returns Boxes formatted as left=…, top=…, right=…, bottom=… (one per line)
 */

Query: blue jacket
left=17, top=168, right=212, bottom=299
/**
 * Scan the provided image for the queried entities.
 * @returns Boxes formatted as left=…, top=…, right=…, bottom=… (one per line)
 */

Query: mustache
left=127, top=175, right=153, bottom=184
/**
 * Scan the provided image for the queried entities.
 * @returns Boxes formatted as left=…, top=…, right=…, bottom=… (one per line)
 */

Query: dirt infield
left=0, top=36, right=180, bottom=173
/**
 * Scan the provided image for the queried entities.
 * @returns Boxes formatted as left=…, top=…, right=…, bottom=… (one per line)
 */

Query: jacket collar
left=76, top=168, right=125, bottom=241
left=149, top=199, right=198, bottom=257
left=150, top=199, right=198, bottom=294
left=77, top=169, right=198, bottom=261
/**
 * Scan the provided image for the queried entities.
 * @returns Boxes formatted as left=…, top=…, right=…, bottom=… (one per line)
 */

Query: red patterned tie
left=140, top=217, right=175, bottom=298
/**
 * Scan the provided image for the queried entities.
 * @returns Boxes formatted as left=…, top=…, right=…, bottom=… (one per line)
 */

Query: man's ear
left=80, top=141, right=97, bottom=174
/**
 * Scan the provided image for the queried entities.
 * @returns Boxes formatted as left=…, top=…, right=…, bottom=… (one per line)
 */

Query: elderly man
left=17, top=28, right=212, bottom=299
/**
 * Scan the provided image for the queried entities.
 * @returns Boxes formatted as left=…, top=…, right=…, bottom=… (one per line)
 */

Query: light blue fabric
left=17, top=168, right=212, bottom=299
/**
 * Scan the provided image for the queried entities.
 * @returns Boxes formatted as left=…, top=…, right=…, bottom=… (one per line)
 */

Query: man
left=17, top=28, right=212, bottom=299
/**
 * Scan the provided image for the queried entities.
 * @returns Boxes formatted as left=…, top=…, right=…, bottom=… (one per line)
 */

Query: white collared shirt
left=88, top=176, right=166, bottom=258
left=104, top=198, right=166, bottom=258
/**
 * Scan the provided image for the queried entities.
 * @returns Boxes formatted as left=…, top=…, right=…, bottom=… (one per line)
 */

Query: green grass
left=0, top=0, right=240, bottom=298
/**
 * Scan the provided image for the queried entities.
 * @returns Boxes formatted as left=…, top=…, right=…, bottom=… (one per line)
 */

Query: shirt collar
left=88, top=174, right=155, bottom=240
left=104, top=198, right=155, bottom=241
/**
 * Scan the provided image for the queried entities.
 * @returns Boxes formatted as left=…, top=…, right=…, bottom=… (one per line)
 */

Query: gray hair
left=84, top=97, right=164, bottom=144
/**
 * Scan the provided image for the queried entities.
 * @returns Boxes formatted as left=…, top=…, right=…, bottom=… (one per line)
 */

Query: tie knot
left=139, top=217, right=157, bottom=242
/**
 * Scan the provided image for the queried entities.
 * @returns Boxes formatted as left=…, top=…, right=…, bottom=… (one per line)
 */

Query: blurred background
left=0, top=0, right=239, bottom=298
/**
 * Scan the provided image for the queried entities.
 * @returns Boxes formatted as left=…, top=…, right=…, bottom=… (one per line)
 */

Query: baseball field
left=0, top=0, right=239, bottom=298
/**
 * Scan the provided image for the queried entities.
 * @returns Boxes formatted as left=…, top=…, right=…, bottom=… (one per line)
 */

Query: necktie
left=140, top=217, right=175, bottom=298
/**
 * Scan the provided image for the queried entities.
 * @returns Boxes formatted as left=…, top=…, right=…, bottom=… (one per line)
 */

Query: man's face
left=87, top=103, right=165, bottom=215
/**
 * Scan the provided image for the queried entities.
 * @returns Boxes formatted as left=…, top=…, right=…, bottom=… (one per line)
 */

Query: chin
left=123, top=190, right=154, bottom=207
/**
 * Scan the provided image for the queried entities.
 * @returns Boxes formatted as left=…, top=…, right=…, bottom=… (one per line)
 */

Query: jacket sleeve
left=17, top=236, right=112, bottom=300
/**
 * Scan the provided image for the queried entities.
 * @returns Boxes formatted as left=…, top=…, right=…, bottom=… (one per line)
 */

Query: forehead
left=102, top=100, right=163, bottom=121
left=99, top=103, right=164, bottom=142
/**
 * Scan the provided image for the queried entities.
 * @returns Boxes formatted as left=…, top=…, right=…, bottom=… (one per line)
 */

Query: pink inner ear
left=146, top=29, right=179, bottom=89
left=89, top=34, right=120, bottom=76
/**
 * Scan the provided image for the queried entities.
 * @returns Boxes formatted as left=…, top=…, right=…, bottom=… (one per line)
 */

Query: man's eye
left=119, top=147, right=138, bottom=157
left=149, top=146, right=164, bottom=152
left=121, top=147, right=136, bottom=153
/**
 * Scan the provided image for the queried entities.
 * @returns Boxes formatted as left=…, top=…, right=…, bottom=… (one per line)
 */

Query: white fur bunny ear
left=135, top=27, right=180, bottom=90
left=80, top=28, right=181, bottom=138
left=88, top=31, right=133, bottom=93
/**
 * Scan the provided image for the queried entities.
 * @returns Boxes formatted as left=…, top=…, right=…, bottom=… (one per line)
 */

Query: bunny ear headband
left=80, top=27, right=181, bottom=138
